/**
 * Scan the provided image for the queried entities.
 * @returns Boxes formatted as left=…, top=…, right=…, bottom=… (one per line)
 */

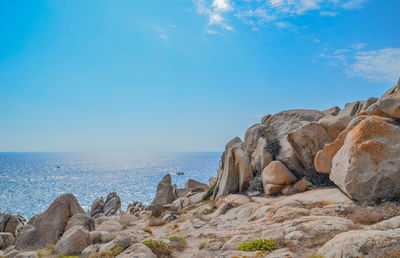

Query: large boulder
left=213, top=137, right=253, bottom=199
left=116, top=243, right=156, bottom=258
left=314, top=115, right=367, bottom=174
left=55, top=225, right=91, bottom=255
left=261, top=161, right=296, bottom=195
left=250, top=137, right=273, bottom=175
left=318, top=228, right=400, bottom=257
left=65, top=213, right=95, bottom=232
left=151, top=174, right=177, bottom=208
left=15, top=194, right=84, bottom=250
left=330, top=115, right=400, bottom=201
left=244, top=124, right=269, bottom=155
left=262, top=109, right=325, bottom=177
left=89, top=197, right=104, bottom=219
left=184, top=179, right=208, bottom=191
left=103, top=192, right=121, bottom=216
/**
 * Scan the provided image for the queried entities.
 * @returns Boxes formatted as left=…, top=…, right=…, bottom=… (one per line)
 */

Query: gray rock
left=0, top=232, right=15, bottom=250
left=98, top=235, right=133, bottom=252
left=65, top=213, right=95, bottom=232
left=184, top=179, right=208, bottom=191
left=14, top=251, right=38, bottom=258
left=116, top=243, right=156, bottom=258
left=55, top=225, right=91, bottom=255
left=89, top=197, right=104, bottom=219
left=150, top=174, right=177, bottom=208
left=104, top=192, right=121, bottom=216
left=0, top=214, right=26, bottom=238
left=15, top=194, right=84, bottom=250
left=81, top=244, right=100, bottom=258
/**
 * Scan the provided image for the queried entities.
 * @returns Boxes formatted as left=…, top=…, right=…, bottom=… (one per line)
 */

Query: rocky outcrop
left=261, top=161, right=296, bottom=195
left=184, top=179, right=208, bottom=191
left=262, top=109, right=325, bottom=177
left=15, top=194, right=84, bottom=250
left=0, top=232, right=15, bottom=250
left=104, top=192, right=121, bottom=216
left=150, top=174, right=177, bottom=208
left=55, top=225, right=91, bottom=255
left=250, top=137, right=273, bottom=175
left=89, top=197, right=105, bottom=219
left=330, top=115, right=400, bottom=201
left=318, top=228, right=400, bottom=257
left=213, top=137, right=253, bottom=200
left=65, top=213, right=95, bottom=232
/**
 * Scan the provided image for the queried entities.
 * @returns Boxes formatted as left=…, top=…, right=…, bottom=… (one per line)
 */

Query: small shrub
left=201, top=208, right=215, bottom=215
left=198, top=242, right=206, bottom=249
left=143, top=226, right=153, bottom=234
left=202, top=178, right=218, bottom=201
left=248, top=175, right=263, bottom=192
left=237, top=238, right=279, bottom=252
left=348, top=202, right=400, bottom=225
left=61, top=256, right=79, bottom=258
left=142, top=239, right=174, bottom=257
left=265, top=139, right=281, bottom=160
left=149, top=217, right=166, bottom=226
left=47, top=244, right=55, bottom=254
left=169, top=236, right=186, bottom=251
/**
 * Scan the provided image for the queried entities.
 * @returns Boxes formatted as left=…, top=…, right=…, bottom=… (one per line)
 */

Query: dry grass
left=167, top=223, right=179, bottom=232
left=169, top=236, right=187, bottom=251
left=142, top=239, right=174, bottom=258
left=143, top=226, right=153, bottom=234
left=346, top=202, right=400, bottom=225
left=148, top=217, right=166, bottom=226
left=198, top=242, right=206, bottom=249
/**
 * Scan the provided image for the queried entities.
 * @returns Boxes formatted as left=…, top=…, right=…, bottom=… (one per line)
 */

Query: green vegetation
left=61, top=256, right=79, bottom=258
left=198, top=242, right=206, bottom=249
left=169, top=236, right=186, bottom=251
left=202, top=178, right=218, bottom=201
left=47, top=244, right=56, bottom=253
left=87, top=247, right=123, bottom=258
left=237, top=238, right=279, bottom=252
left=142, top=239, right=174, bottom=257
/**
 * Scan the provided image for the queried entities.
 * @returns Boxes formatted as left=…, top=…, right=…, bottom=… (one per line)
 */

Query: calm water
left=0, top=152, right=220, bottom=219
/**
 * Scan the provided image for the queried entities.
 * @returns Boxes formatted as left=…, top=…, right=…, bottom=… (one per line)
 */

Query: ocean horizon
left=0, top=152, right=221, bottom=219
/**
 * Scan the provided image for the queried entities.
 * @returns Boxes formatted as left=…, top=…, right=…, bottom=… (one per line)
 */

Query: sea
left=0, top=152, right=221, bottom=219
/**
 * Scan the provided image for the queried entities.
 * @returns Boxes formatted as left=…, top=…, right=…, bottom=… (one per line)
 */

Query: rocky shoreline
left=1, top=80, right=400, bottom=258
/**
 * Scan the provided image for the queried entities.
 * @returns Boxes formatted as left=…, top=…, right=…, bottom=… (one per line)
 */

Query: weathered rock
left=151, top=174, right=177, bottom=207
left=262, top=161, right=297, bottom=186
left=104, top=192, right=121, bottom=216
left=65, top=213, right=95, bottom=232
left=321, top=106, right=340, bottom=116
left=330, top=115, right=400, bottom=201
left=184, top=179, right=208, bottom=191
left=214, top=137, right=253, bottom=199
left=81, top=244, right=99, bottom=258
left=287, top=115, right=351, bottom=173
left=15, top=194, right=84, bottom=250
left=244, top=124, right=270, bottom=155
left=0, top=232, right=15, bottom=250
left=90, top=230, right=116, bottom=244
left=96, top=220, right=123, bottom=232
left=318, top=228, right=400, bottom=257
left=14, top=251, right=38, bottom=258
left=264, top=184, right=285, bottom=195
left=0, top=214, right=26, bottom=238
left=250, top=137, right=273, bottom=174
left=89, top=197, right=104, bottom=219
left=55, top=225, right=91, bottom=255
left=369, top=81, right=400, bottom=118
left=314, top=115, right=367, bottom=173
left=116, top=243, right=156, bottom=258
left=263, top=109, right=325, bottom=177
left=209, top=177, right=217, bottom=187
left=98, top=235, right=133, bottom=252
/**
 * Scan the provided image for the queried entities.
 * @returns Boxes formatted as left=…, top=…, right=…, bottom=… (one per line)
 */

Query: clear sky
left=0, top=0, right=399, bottom=152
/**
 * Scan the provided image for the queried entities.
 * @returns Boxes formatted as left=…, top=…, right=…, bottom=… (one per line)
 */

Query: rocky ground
left=1, top=80, right=400, bottom=257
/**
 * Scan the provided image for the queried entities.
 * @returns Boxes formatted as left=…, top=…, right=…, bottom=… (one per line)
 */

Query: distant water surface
left=0, top=152, right=220, bottom=219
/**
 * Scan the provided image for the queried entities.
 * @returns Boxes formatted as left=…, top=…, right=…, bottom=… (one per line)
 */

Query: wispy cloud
left=194, top=0, right=368, bottom=33
left=154, top=25, right=176, bottom=47
left=320, top=44, right=400, bottom=83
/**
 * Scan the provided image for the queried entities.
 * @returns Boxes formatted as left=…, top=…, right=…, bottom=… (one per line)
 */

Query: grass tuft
left=237, top=238, right=278, bottom=252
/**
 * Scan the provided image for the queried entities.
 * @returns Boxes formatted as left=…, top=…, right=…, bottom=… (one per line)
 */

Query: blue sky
left=0, top=0, right=399, bottom=152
